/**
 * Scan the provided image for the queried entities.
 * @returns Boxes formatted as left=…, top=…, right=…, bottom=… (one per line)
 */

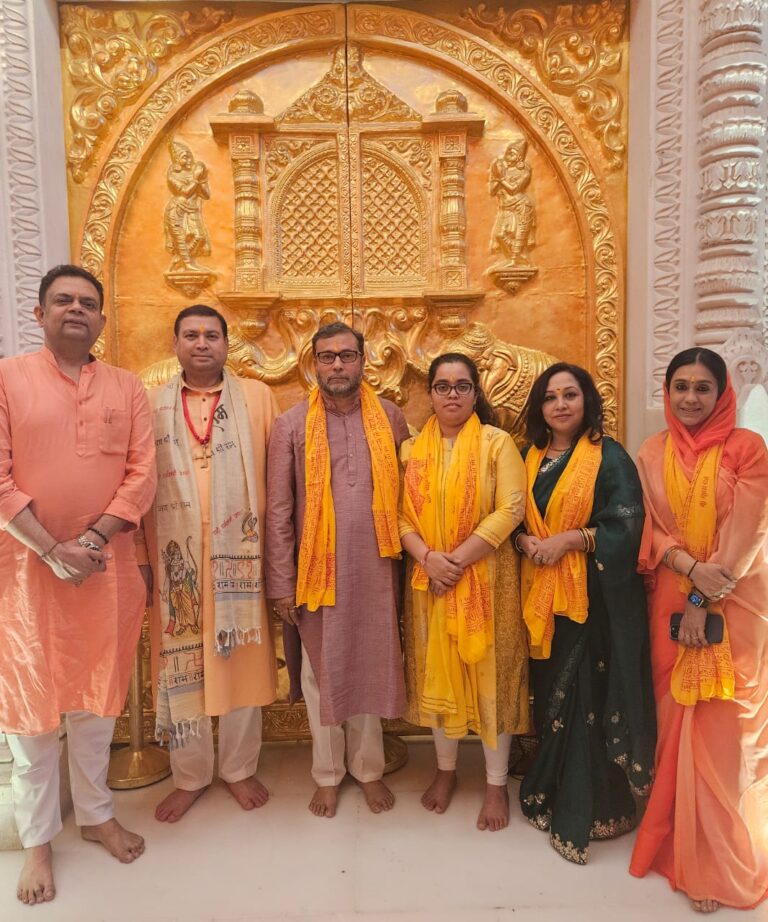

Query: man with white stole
left=138, top=304, right=278, bottom=822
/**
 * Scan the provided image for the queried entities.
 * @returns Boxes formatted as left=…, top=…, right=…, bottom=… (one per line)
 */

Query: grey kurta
left=265, top=393, right=409, bottom=725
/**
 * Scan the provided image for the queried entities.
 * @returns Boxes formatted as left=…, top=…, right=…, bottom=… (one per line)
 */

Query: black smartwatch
left=687, top=589, right=708, bottom=609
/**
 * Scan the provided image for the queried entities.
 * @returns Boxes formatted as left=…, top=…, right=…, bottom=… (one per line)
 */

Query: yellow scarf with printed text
left=402, top=413, right=495, bottom=744
left=663, top=436, right=735, bottom=705
left=522, top=435, right=602, bottom=660
left=296, top=382, right=400, bottom=612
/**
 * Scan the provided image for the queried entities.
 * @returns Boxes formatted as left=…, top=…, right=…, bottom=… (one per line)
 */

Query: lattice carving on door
left=361, top=149, right=427, bottom=288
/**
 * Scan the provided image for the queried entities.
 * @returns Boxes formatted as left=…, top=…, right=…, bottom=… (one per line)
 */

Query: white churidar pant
left=432, top=727, right=512, bottom=786
left=6, top=711, right=115, bottom=848
left=169, top=706, right=263, bottom=790
left=300, top=644, right=384, bottom=787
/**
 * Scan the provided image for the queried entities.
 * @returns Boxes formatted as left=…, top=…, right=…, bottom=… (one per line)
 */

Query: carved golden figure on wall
left=488, top=138, right=538, bottom=295
left=164, top=139, right=215, bottom=297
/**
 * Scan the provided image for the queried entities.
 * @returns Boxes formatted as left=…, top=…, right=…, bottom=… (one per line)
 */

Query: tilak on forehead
left=672, top=374, right=710, bottom=385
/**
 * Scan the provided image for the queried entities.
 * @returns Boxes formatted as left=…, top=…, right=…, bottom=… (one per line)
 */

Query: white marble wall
left=0, top=0, right=69, bottom=360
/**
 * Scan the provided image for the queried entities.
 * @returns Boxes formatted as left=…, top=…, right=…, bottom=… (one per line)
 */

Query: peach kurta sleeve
left=103, top=376, right=157, bottom=528
left=709, top=431, right=768, bottom=580
left=0, top=363, right=33, bottom=528
left=636, top=433, right=680, bottom=577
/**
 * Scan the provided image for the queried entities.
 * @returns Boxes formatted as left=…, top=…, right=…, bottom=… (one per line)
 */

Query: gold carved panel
left=60, top=1, right=628, bottom=740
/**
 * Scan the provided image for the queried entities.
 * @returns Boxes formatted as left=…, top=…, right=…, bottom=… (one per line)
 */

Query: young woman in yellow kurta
left=399, top=353, right=530, bottom=832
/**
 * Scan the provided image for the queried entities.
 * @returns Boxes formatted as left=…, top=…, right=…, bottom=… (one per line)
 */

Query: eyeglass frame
left=429, top=381, right=476, bottom=397
left=313, top=349, right=364, bottom=365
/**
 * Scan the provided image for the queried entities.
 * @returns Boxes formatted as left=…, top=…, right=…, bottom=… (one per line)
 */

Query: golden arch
left=76, top=3, right=621, bottom=432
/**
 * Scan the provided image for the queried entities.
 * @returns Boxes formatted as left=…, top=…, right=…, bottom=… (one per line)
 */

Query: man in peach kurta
left=139, top=305, right=277, bottom=823
left=0, top=265, right=156, bottom=906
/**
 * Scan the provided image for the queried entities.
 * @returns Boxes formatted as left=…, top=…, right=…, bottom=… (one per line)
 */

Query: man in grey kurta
left=266, top=322, right=408, bottom=818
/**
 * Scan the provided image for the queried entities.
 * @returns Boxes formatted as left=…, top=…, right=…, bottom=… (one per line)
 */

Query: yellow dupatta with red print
left=296, top=381, right=400, bottom=612
left=663, top=437, right=735, bottom=705
left=522, top=435, right=602, bottom=659
left=402, top=413, right=496, bottom=744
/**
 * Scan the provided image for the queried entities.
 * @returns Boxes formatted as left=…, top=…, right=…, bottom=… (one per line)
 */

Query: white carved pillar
left=626, top=0, right=768, bottom=453
left=0, top=0, right=70, bottom=360
left=695, top=0, right=768, bottom=348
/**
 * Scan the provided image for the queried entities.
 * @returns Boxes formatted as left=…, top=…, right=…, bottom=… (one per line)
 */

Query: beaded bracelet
left=87, top=525, right=109, bottom=546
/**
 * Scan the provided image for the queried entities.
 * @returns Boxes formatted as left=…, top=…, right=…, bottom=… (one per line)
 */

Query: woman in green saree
left=515, top=363, right=656, bottom=863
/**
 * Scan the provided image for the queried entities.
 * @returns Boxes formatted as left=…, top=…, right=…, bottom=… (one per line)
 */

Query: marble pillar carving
left=0, top=0, right=69, bottom=360
left=695, top=0, right=767, bottom=349
left=632, top=0, right=767, bottom=450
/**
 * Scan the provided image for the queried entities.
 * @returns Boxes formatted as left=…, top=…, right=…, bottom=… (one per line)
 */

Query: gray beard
left=317, top=372, right=362, bottom=398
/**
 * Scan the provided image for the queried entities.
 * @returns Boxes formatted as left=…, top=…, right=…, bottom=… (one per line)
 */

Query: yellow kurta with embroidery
left=399, top=424, right=530, bottom=744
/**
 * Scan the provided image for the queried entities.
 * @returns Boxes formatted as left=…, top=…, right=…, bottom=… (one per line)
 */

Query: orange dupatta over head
left=662, top=381, right=737, bottom=705
left=296, top=381, right=401, bottom=612
left=521, top=434, right=602, bottom=659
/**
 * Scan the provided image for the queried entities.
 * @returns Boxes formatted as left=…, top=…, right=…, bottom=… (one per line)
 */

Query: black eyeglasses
left=431, top=381, right=475, bottom=396
left=315, top=350, right=363, bottom=365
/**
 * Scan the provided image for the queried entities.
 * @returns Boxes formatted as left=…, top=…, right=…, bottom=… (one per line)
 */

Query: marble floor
left=0, top=738, right=765, bottom=922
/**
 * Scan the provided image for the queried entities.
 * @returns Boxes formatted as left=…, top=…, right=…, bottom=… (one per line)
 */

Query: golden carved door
left=60, top=1, right=628, bottom=741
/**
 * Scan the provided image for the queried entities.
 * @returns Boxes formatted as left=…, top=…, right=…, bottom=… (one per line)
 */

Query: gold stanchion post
left=107, top=627, right=171, bottom=790
left=383, top=733, right=408, bottom=774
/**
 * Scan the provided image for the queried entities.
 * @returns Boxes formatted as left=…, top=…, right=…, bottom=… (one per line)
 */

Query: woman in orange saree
left=630, top=347, right=768, bottom=913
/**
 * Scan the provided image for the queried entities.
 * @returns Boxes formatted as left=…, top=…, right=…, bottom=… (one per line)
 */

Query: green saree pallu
left=519, top=437, right=657, bottom=864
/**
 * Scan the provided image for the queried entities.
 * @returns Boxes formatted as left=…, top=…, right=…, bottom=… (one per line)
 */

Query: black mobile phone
left=669, top=611, right=724, bottom=644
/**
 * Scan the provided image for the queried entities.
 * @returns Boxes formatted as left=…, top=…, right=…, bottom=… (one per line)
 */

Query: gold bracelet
left=663, top=545, right=683, bottom=572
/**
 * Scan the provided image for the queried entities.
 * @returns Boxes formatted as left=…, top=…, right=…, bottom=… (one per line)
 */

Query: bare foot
left=309, top=785, right=339, bottom=817
left=477, top=782, right=509, bottom=831
left=421, top=769, right=457, bottom=814
left=358, top=779, right=395, bottom=814
left=226, top=775, right=269, bottom=811
left=81, top=818, right=145, bottom=863
left=155, top=786, right=208, bottom=823
left=692, top=900, right=720, bottom=913
left=16, top=843, right=55, bottom=906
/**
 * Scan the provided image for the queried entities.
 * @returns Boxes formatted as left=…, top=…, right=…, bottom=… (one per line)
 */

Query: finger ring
left=271, top=606, right=279, bottom=616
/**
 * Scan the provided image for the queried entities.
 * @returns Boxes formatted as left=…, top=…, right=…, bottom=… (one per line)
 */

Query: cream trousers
left=300, top=644, right=384, bottom=787
left=432, top=727, right=512, bottom=786
left=169, top=706, right=263, bottom=791
left=6, top=711, right=115, bottom=848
